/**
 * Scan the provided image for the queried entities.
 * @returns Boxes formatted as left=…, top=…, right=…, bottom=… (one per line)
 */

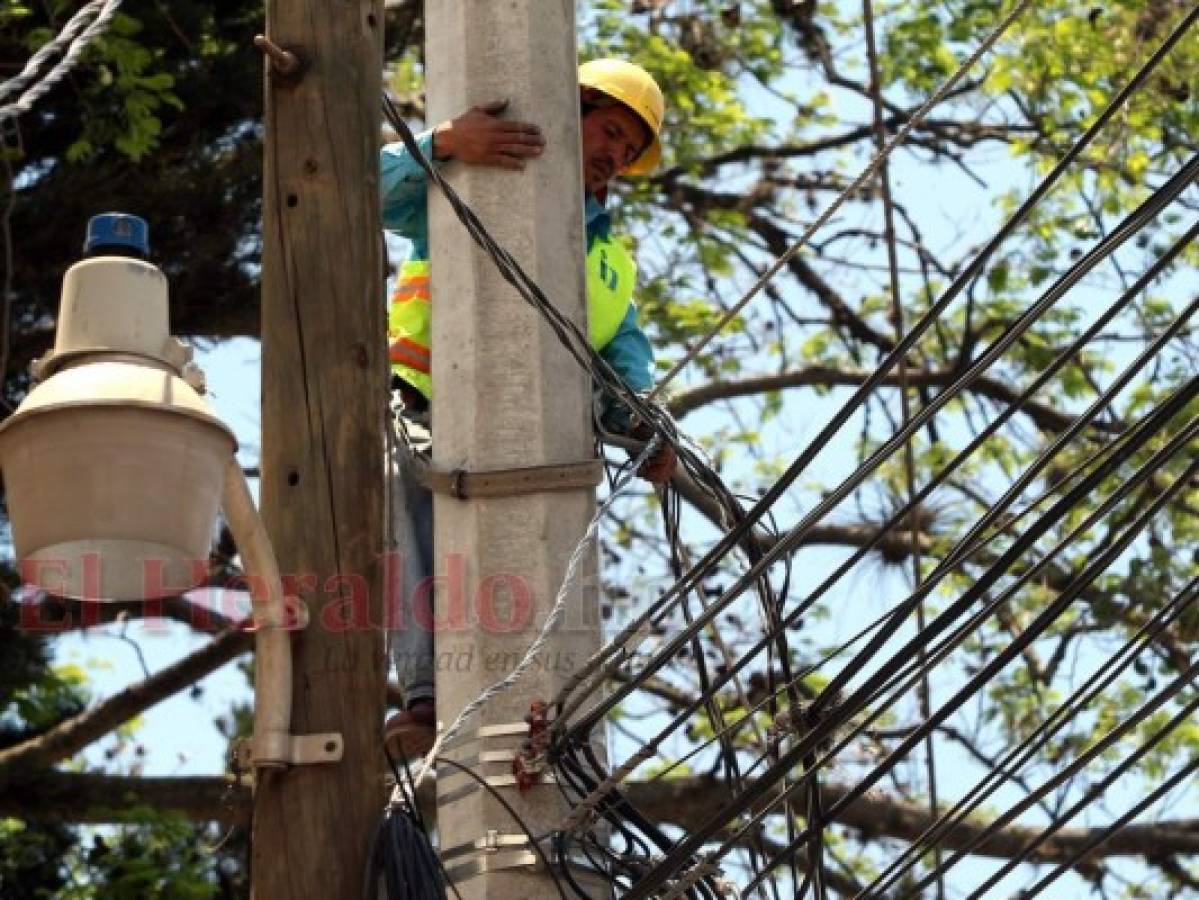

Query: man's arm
left=598, top=306, right=677, bottom=483
left=598, top=304, right=655, bottom=436
left=430, top=100, right=545, bottom=169
left=381, top=131, right=437, bottom=240
left=599, top=304, right=655, bottom=398
left=381, top=101, right=545, bottom=242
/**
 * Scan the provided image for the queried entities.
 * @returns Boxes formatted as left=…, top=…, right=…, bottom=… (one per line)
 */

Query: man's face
left=580, top=104, right=650, bottom=195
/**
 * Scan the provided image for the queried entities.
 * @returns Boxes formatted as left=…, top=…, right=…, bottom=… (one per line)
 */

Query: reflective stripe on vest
left=388, top=260, right=433, bottom=399
left=388, top=238, right=634, bottom=401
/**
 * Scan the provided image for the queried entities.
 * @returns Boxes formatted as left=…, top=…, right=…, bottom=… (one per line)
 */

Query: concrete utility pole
left=252, top=0, right=386, bottom=894
left=425, top=3, right=604, bottom=898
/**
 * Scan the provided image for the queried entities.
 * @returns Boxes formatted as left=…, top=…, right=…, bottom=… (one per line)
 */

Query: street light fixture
left=0, top=213, right=341, bottom=769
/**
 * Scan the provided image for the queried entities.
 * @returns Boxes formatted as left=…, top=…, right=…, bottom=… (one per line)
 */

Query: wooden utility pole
left=426, top=3, right=604, bottom=898
left=252, top=0, right=386, bottom=893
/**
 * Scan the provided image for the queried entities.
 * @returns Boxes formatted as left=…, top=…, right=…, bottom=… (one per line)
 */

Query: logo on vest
left=598, top=249, right=619, bottom=291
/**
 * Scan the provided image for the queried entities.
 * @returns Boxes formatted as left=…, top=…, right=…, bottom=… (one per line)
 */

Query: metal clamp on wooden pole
left=222, top=459, right=343, bottom=770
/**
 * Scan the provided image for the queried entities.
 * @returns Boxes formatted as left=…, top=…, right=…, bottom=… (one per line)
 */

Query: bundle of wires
left=365, top=751, right=450, bottom=900
left=376, top=4, right=1199, bottom=892
left=366, top=804, right=447, bottom=900
left=548, top=20, right=1199, bottom=900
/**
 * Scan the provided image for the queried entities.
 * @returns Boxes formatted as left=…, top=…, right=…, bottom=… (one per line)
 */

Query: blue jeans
left=388, top=409, right=435, bottom=706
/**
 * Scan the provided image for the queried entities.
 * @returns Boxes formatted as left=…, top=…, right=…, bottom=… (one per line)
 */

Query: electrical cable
left=864, top=573, right=1199, bottom=895
left=367, top=743, right=458, bottom=900
left=965, top=655, right=1199, bottom=897
left=860, top=0, right=943, bottom=892
left=557, top=155, right=1199, bottom=742
left=624, top=384, right=1199, bottom=899
left=383, top=93, right=790, bottom=758
left=1020, top=756, right=1199, bottom=899
left=645, top=0, right=1037, bottom=401
left=432, top=756, right=571, bottom=900
left=658, top=491, right=784, bottom=900
left=731, top=428, right=1199, bottom=897
left=0, top=0, right=124, bottom=122
left=406, top=436, right=659, bottom=787
left=556, top=280, right=1194, bottom=896
left=373, top=7, right=1199, bottom=892
left=564, top=314, right=1173, bottom=786
left=554, top=133, right=1199, bottom=738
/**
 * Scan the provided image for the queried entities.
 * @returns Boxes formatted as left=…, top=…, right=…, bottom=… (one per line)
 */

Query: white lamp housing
left=0, top=245, right=235, bottom=601
left=0, top=214, right=342, bottom=770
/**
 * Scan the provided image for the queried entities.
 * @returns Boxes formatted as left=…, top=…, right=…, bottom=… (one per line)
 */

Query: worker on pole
left=382, top=59, right=677, bottom=755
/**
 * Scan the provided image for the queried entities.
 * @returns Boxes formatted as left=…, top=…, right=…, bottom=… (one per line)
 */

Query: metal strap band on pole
left=415, top=458, right=603, bottom=499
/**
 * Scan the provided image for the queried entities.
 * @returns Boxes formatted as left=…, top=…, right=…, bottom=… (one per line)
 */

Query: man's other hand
left=433, top=100, right=545, bottom=169
left=637, top=438, right=678, bottom=485
left=627, top=416, right=678, bottom=485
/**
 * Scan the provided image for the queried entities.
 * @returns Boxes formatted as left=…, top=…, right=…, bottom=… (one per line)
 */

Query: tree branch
left=603, top=434, right=930, bottom=561
left=652, top=125, right=886, bottom=183
left=671, top=460, right=931, bottom=560
left=0, top=772, right=250, bottom=825
left=668, top=366, right=1116, bottom=435
left=16, top=770, right=1199, bottom=869
left=746, top=211, right=898, bottom=354
left=0, top=627, right=251, bottom=784
left=624, top=775, right=1199, bottom=863
left=21, top=594, right=236, bottom=636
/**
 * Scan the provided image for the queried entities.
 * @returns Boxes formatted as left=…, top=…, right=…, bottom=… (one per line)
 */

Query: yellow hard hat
left=578, top=58, right=664, bottom=175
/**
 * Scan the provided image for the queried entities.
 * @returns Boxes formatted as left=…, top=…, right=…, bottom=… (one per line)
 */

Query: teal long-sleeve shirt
left=379, top=132, right=656, bottom=395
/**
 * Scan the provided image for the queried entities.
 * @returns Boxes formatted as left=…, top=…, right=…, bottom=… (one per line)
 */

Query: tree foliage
left=0, top=0, right=263, bottom=402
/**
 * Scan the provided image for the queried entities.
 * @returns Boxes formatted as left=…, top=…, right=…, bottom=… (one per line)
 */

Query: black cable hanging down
left=367, top=746, right=456, bottom=900
left=657, top=489, right=787, bottom=900
left=365, top=807, right=451, bottom=900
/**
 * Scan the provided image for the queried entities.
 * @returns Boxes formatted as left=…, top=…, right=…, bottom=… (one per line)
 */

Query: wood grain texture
left=252, top=0, right=387, bottom=894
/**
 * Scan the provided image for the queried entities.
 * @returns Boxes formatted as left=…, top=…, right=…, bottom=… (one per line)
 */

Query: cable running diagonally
left=0, top=0, right=124, bottom=122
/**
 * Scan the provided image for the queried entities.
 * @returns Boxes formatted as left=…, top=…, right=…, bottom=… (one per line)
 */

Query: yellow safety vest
left=389, top=234, right=635, bottom=400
